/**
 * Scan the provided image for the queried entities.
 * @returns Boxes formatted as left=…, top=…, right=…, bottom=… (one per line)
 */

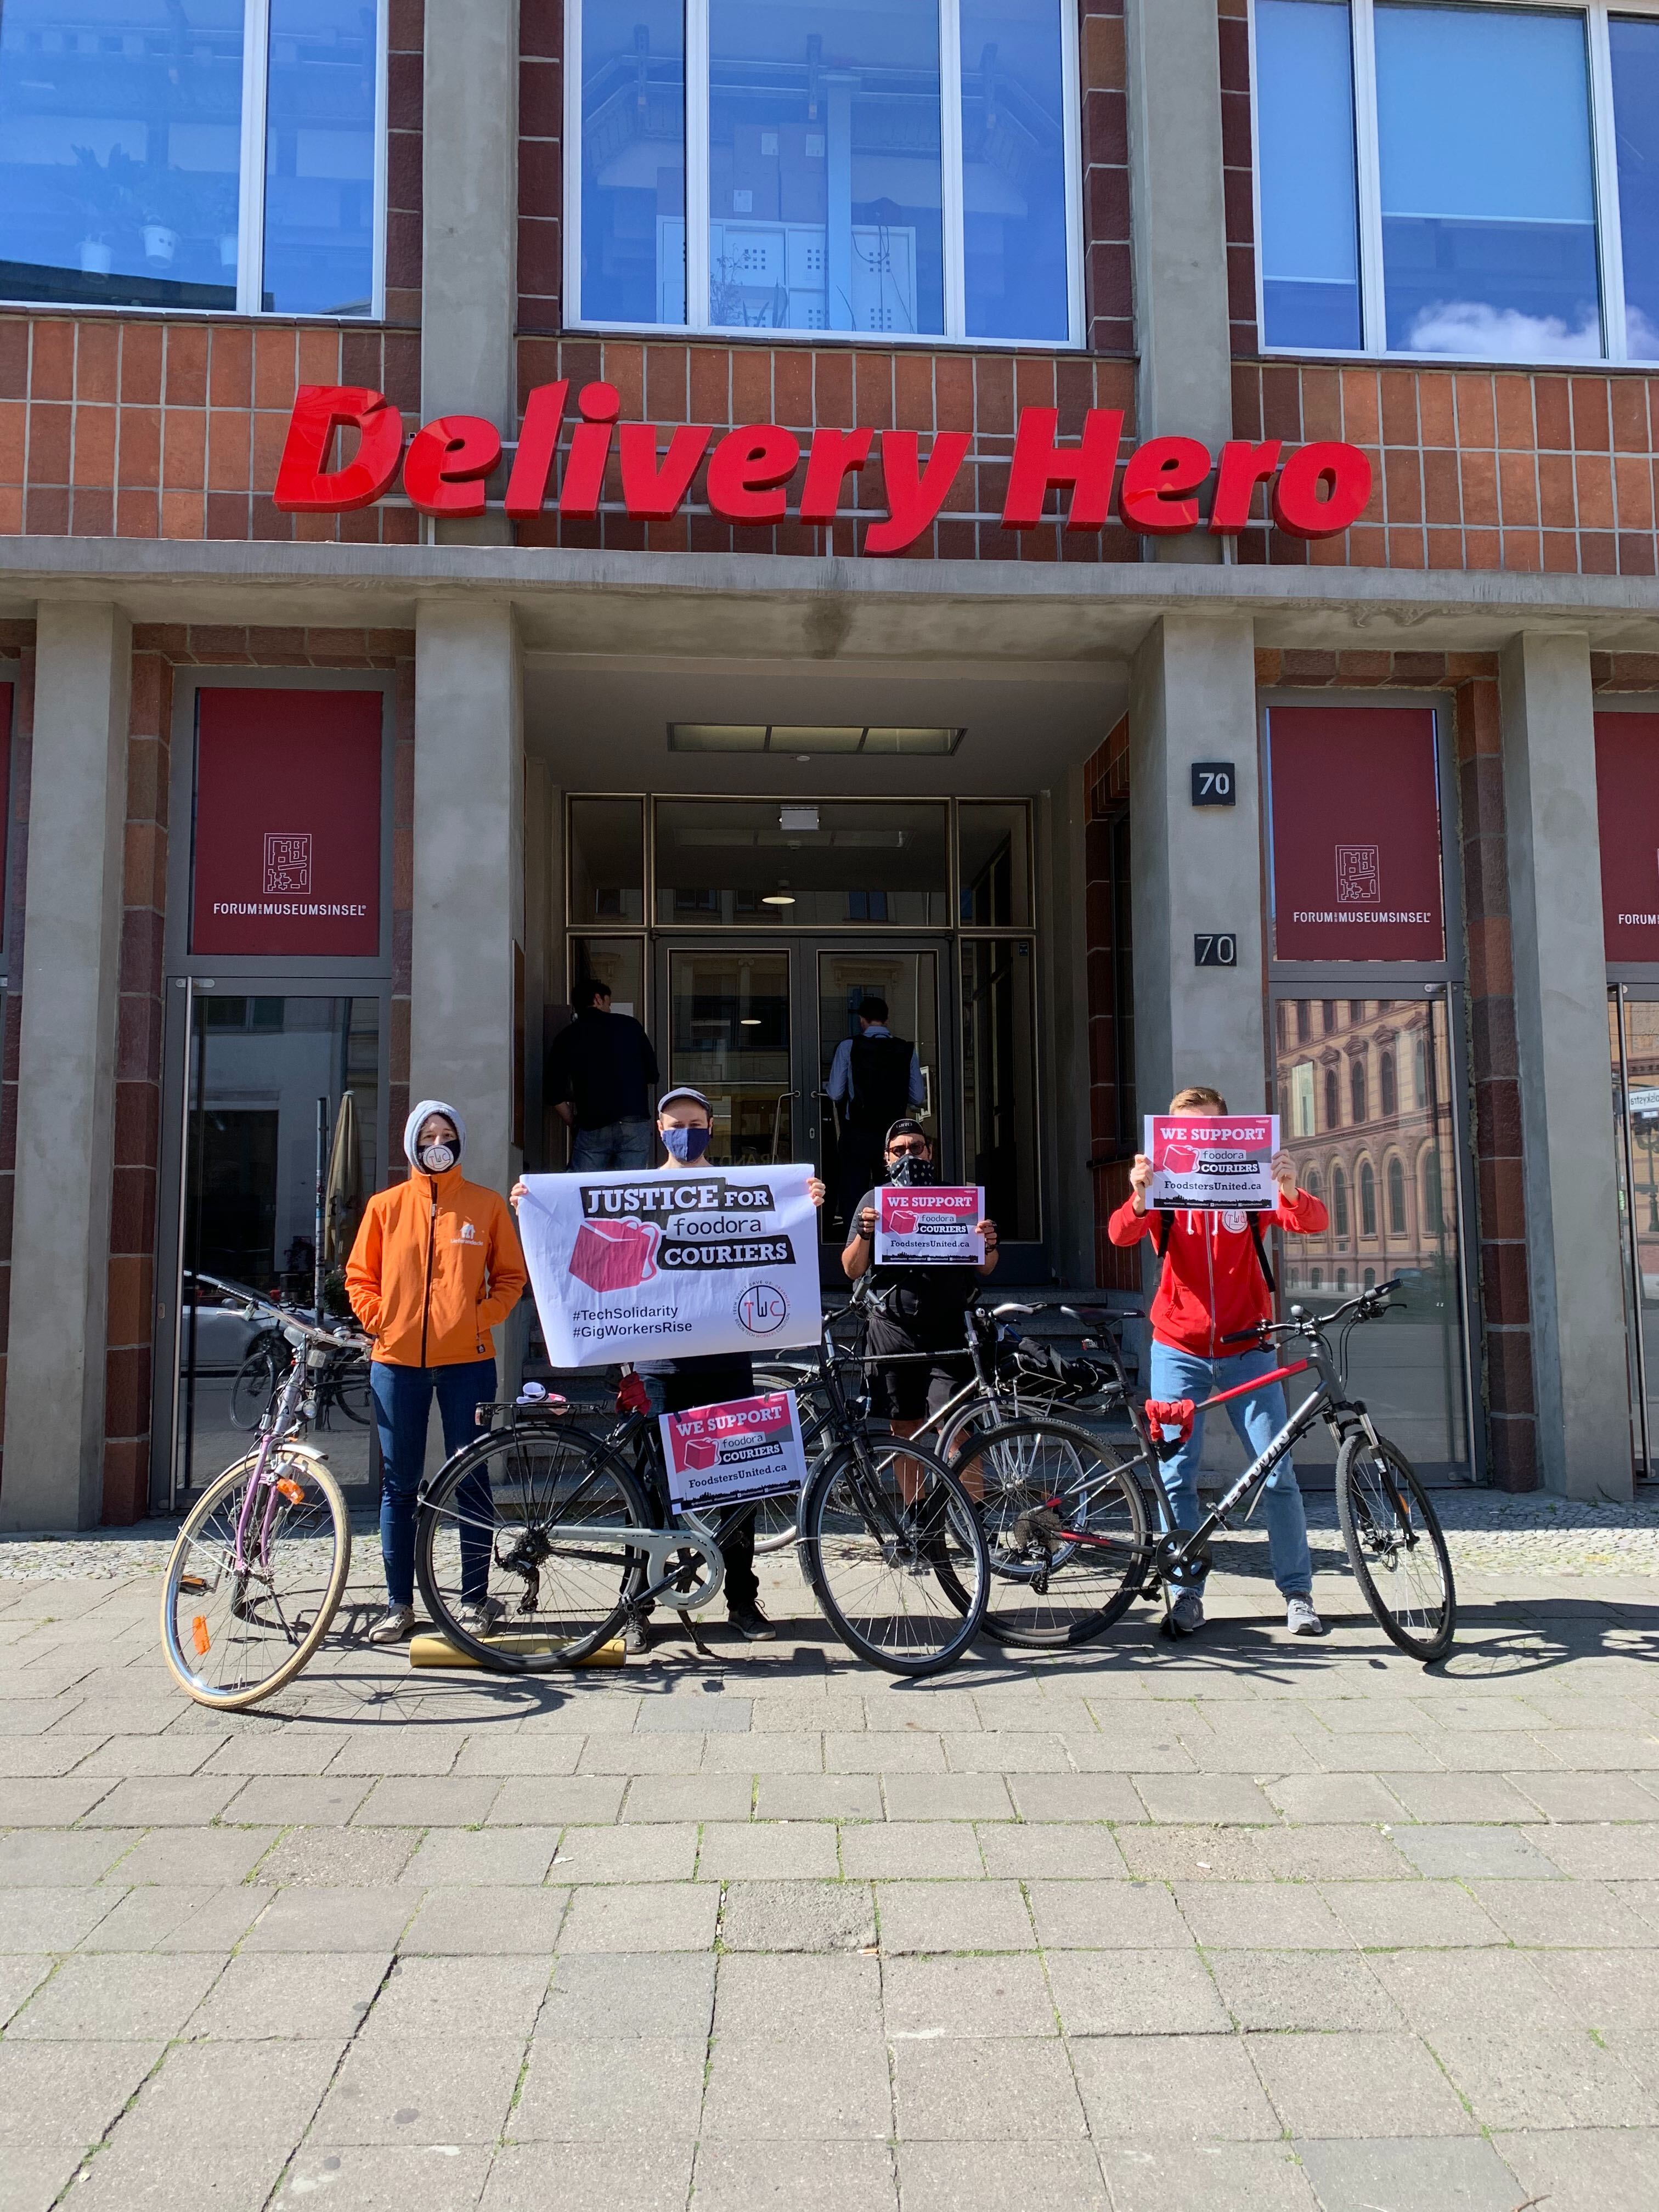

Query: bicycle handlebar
left=189, top=1271, right=368, bottom=1355
left=1223, top=1278, right=1404, bottom=1346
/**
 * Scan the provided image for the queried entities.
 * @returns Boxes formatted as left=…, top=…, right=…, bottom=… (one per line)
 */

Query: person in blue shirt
left=826, top=997, right=926, bottom=1235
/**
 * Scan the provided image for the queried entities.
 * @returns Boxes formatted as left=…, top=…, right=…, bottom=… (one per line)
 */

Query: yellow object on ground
left=408, top=1632, right=625, bottom=1669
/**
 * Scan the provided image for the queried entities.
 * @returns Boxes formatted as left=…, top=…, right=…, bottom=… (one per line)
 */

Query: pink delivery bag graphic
left=659, top=1390, right=810, bottom=1509
left=569, top=1218, right=661, bottom=1294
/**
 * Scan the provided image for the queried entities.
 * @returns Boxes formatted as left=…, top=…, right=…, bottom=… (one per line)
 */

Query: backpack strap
left=1248, top=1213, right=1278, bottom=1297
left=1151, top=1207, right=1173, bottom=1259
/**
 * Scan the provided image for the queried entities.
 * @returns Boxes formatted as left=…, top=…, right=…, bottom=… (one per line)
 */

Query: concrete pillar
left=1041, top=767, right=1097, bottom=1286
left=422, top=0, right=519, bottom=543
left=1, top=605, right=132, bottom=1530
left=1128, top=612, right=1263, bottom=1124
left=1498, top=631, right=1630, bottom=1499
left=1124, top=0, right=1232, bottom=563
left=411, top=597, right=524, bottom=1206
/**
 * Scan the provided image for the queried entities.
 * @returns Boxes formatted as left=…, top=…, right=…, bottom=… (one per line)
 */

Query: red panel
left=1595, top=713, right=1659, bottom=962
left=191, top=688, right=382, bottom=957
left=0, top=682, right=12, bottom=928
left=1268, top=706, right=1444, bottom=962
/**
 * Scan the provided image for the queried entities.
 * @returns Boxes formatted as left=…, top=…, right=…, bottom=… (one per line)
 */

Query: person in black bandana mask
left=840, top=1119, right=1000, bottom=1447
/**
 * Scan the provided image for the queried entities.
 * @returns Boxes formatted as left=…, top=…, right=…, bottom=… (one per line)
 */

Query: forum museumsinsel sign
left=273, top=382, right=1374, bottom=549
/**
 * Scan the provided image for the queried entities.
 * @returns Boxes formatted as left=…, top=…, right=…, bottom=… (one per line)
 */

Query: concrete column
left=422, top=0, right=519, bottom=543
left=1128, top=612, right=1263, bottom=1124
left=1041, top=768, right=1097, bottom=1286
left=1124, top=0, right=1232, bottom=563
left=1498, top=631, right=1630, bottom=1499
left=1, top=605, right=132, bottom=1530
left=411, top=597, right=524, bottom=1206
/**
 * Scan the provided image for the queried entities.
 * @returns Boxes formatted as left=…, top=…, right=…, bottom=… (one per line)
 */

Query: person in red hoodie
left=1109, top=1084, right=1329, bottom=1639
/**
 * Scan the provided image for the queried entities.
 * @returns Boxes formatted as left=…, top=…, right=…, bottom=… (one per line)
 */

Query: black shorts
left=866, top=1313, right=972, bottom=1423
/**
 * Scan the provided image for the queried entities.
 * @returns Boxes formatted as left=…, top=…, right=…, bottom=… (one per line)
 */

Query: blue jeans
left=571, top=1119, right=654, bottom=1170
left=1147, top=1341, right=1313, bottom=1599
left=371, top=1358, right=496, bottom=1607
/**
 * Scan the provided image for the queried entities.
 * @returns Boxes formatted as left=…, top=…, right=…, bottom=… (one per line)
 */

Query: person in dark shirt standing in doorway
left=826, top=996, right=926, bottom=1235
left=546, top=979, right=661, bottom=1170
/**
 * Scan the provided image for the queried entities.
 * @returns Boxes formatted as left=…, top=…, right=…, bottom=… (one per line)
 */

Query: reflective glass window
left=1255, top=0, right=1361, bottom=349
left=708, top=0, right=943, bottom=335
left=1611, top=13, right=1659, bottom=362
left=1374, top=2, right=1600, bottom=359
left=263, top=0, right=380, bottom=315
left=580, top=0, right=686, bottom=324
left=960, top=0, right=1068, bottom=341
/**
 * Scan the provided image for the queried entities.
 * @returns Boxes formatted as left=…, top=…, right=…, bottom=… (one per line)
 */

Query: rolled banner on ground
left=516, top=1165, right=823, bottom=1365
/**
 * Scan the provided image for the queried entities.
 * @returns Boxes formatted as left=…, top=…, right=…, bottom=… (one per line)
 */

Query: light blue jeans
left=571, top=1119, right=655, bottom=1170
left=1146, top=1341, right=1313, bottom=1599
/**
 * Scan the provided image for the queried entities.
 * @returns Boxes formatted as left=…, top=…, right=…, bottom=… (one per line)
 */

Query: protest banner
left=660, top=1389, right=810, bottom=1510
left=873, top=1184, right=985, bottom=1266
left=1145, top=1115, right=1279, bottom=1211
left=516, top=1166, right=822, bottom=1365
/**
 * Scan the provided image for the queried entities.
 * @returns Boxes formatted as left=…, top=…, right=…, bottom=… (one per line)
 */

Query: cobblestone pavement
left=3, top=1529, right=1658, bottom=2210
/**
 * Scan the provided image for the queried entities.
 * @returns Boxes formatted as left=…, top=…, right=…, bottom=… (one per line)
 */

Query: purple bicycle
left=161, top=1277, right=368, bottom=1709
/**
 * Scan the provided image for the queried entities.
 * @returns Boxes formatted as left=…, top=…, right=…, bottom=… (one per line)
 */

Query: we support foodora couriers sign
left=517, top=1167, right=822, bottom=1364
left=661, top=1391, right=811, bottom=1509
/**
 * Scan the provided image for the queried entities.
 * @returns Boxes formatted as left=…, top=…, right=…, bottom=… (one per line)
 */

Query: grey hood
left=404, top=1098, right=467, bottom=1170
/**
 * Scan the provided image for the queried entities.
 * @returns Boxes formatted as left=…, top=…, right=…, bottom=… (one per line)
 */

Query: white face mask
left=419, top=1142, right=455, bottom=1173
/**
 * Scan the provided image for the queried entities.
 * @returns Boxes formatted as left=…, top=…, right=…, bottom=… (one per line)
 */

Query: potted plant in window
left=138, top=167, right=185, bottom=266
left=67, top=145, right=134, bottom=275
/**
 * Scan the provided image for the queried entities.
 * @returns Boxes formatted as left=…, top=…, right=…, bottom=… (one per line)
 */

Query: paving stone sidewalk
left=2, top=1528, right=1658, bottom=2211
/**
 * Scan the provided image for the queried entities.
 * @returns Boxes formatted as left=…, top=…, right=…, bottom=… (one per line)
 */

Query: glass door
left=1271, top=989, right=1477, bottom=1479
left=812, top=945, right=945, bottom=1248
left=168, top=988, right=382, bottom=1504
left=1609, top=987, right=1659, bottom=1479
left=659, top=946, right=795, bottom=1166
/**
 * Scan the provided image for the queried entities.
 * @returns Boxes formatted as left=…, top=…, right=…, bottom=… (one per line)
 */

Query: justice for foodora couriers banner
left=516, top=1165, right=823, bottom=1366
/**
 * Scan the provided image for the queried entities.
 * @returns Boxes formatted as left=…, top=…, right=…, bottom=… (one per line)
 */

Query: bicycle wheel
left=329, top=1358, right=373, bottom=1427
left=944, top=1418, right=1151, bottom=1647
left=749, top=1367, right=837, bottom=1554
left=229, top=1344, right=283, bottom=1431
left=1335, top=1431, right=1456, bottom=1662
left=798, top=1429, right=988, bottom=1677
left=160, top=1453, right=351, bottom=1709
left=415, top=1425, right=653, bottom=1672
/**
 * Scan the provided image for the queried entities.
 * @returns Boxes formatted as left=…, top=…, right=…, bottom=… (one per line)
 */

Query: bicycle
left=412, top=1313, right=990, bottom=1678
left=231, top=1322, right=372, bottom=1433
left=160, top=1280, right=370, bottom=1708
left=949, top=1279, right=1457, bottom=1662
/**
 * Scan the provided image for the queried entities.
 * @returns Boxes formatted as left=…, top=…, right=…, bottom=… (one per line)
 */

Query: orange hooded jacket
left=345, top=1099, right=528, bottom=1368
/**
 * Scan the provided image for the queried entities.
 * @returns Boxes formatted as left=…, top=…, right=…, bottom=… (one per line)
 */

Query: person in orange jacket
left=346, top=1099, right=528, bottom=1645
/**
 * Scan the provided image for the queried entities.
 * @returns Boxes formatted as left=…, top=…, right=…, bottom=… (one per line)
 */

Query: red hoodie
left=1108, top=1188, right=1328, bottom=1358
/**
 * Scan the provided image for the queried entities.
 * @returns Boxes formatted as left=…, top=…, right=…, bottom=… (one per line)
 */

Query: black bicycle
left=411, top=1314, right=990, bottom=1678
left=949, top=1279, right=1457, bottom=1662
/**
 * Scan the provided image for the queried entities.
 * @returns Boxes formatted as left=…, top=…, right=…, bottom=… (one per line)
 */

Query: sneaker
left=1285, top=1594, right=1327, bottom=1638
left=368, top=1604, right=416, bottom=1646
left=622, top=1613, right=653, bottom=1656
left=460, top=1595, right=505, bottom=1635
left=727, top=1602, right=776, bottom=1641
left=1168, top=1589, right=1205, bottom=1637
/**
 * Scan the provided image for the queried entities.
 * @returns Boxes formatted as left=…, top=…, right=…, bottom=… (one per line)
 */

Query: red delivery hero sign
left=191, top=689, right=382, bottom=957
left=1596, top=714, right=1659, bottom=962
left=1268, top=707, right=1444, bottom=963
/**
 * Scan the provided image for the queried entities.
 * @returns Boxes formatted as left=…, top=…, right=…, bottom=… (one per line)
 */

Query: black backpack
left=1151, top=1207, right=1276, bottom=1296
left=847, top=1034, right=915, bottom=1133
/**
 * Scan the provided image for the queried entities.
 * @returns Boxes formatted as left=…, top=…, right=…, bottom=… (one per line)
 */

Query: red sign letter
left=272, top=385, right=404, bottom=512
left=1119, top=436, right=1212, bottom=534
left=402, top=415, right=503, bottom=518
left=1272, top=441, right=1373, bottom=538
left=1209, top=439, right=1282, bottom=533
left=619, top=424, right=714, bottom=520
left=799, top=427, right=873, bottom=523
left=504, top=381, right=568, bottom=519
left=561, top=383, right=622, bottom=518
left=706, top=424, right=802, bottom=523
left=1001, top=408, right=1122, bottom=531
left=864, top=431, right=969, bottom=556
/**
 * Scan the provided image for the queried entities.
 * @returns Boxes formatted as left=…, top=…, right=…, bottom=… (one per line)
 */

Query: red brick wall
left=1218, top=0, right=1255, bottom=359
left=1255, top=647, right=1537, bottom=1491
left=0, top=624, right=35, bottom=1492
left=386, top=0, right=425, bottom=327
left=519, top=0, right=563, bottom=334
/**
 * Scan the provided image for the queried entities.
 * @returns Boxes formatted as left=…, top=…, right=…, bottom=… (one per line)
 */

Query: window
left=1350, top=1057, right=1367, bottom=1124
left=1379, top=1051, right=1397, bottom=1116
left=1305, top=1168, right=1323, bottom=1203
left=1422, top=1146, right=1444, bottom=1232
left=1322, top=1000, right=1337, bottom=1032
left=1359, top=1159, right=1378, bottom=1235
left=1252, top=2, right=1659, bottom=364
left=1386, top=1155, right=1408, bottom=1234
left=1324, top=1065, right=1341, bottom=1129
left=1292, top=1060, right=1316, bottom=1136
left=1296, top=1001, right=1312, bottom=1042
left=1331, top=1163, right=1350, bottom=1237
left=0, top=0, right=383, bottom=316
left=572, top=0, right=1080, bottom=342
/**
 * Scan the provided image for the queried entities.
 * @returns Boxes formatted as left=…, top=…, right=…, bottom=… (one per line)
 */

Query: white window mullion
left=564, top=0, right=583, bottom=325
left=1587, top=2, right=1627, bottom=362
left=1350, top=0, right=1387, bottom=354
left=940, top=0, right=966, bottom=341
left=1059, top=0, right=1084, bottom=348
left=1246, top=0, right=1267, bottom=354
left=237, top=0, right=271, bottom=316
left=371, top=0, right=388, bottom=320
left=686, top=0, right=711, bottom=331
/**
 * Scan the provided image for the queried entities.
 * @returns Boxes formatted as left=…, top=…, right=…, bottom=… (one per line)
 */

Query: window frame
left=1247, top=0, right=1659, bottom=367
left=565, top=0, right=1085, bottom=348
left=0, top=0, right=388, bottom=324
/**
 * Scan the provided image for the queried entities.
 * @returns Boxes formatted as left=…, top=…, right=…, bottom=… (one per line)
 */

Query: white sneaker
left=460, top=1595, right=505, bottom=1634
left=1168, top=1589, right=1204, bottom=1637
left=1285, top=1594, right=1327, bottom=1638
left=368, top=1604, right=416, bottom=1646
